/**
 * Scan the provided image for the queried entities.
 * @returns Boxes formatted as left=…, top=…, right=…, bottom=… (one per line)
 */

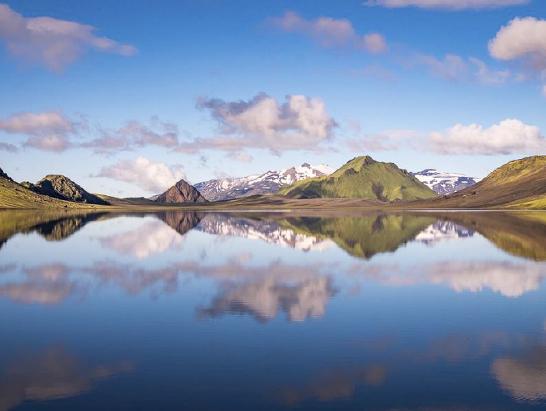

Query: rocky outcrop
left=0, top=167, right=13, bottom=181
left=154, top=179, right=207, bottom=204
left=23, top=175, right=108, bottom=205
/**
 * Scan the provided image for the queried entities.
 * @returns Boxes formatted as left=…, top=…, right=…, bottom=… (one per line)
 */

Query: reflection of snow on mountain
left=197, top=215, right=334, bottom=252
left=415, top=221, right=474, bottom=245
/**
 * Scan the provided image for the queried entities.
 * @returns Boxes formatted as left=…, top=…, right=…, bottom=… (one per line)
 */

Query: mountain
left=21, top=175, right=108, bottom=205
left=0, top=167, right=13, bottom=182
left=197, top=214, right=334, bottom=251
left=412, top=169, right=478, bottom=195
left=154, top=178, right=207, bottom=204
left=422, top=156, right=546, bottom=209
left=0, top=168, right=90, bottom=209
left=280, top=156, right=436, bottom=201
left=195, top=163, right=334, bottom=201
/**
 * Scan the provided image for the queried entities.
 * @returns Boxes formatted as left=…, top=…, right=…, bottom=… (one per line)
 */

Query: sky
left=1, top=0, right=546, bottom=197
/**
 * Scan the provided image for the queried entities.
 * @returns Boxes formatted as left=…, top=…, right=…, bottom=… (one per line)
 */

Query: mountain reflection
left=0, top=346, right=132, bottom=411
left=197, top=214, right=334, bottom=251
left=1, top=210, right=545, bottom=263
left=276, top=214, right=435, bottom=259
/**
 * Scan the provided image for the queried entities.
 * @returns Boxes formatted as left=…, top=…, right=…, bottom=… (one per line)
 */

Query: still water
left=0, top=210, right=545, bottom=410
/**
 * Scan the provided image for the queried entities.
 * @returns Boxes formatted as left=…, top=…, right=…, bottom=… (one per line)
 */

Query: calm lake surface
left=1, top=210, right=545, bottom=410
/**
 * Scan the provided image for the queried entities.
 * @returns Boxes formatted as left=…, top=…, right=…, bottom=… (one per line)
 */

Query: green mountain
left=279, top=156, right=436, bottom=201
left=421, top=156, right=546, bottom=209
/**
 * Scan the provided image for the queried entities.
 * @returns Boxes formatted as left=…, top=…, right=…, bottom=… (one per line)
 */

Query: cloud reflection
left=99, top=220, right=184, bottom=259
left=198, top=273, right=335, bottom=322
left=0, top=346, right=132, bottom=411
left=492, top=347, right=546, bottom=402
left=279, top=365, right=386, bottom=405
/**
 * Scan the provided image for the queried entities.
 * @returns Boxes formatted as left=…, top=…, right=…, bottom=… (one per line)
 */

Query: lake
left=0, top=210, right=545, bottom=410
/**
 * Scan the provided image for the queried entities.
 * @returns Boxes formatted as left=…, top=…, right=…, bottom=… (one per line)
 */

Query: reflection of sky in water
left=0, top=211, right=545, bottom=410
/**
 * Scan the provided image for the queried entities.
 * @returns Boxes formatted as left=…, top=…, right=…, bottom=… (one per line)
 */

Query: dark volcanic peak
left=155, top=179, right=207, bottom=204
left=25, top=174, right=108, bottom=205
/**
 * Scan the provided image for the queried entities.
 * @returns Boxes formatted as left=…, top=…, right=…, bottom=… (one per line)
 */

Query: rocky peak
left=154, top=178, right=207, bottom=204
left=0, top=167, right=13, bottom=181
left=26, top=174, right=108, bottom=205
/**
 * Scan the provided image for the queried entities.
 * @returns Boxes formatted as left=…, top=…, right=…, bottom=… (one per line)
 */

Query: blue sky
left=1, top=0, right=545, bottom=197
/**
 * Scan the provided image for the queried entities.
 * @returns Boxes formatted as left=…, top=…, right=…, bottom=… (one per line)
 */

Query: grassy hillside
left=418, top=156, right=546, bottom=209
left=280, top=156, right=436, bottom=201
left=0, top=177, right=93, bottom=209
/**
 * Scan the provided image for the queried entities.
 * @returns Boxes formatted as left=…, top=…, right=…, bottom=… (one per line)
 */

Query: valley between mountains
left=0, top=155, right=544, bottom=210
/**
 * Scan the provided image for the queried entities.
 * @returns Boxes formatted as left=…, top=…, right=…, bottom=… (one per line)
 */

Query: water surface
left=1, top=210, right=545, bottom=410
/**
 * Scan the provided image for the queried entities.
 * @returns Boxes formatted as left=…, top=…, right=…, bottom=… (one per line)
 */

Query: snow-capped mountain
left=195, top=163, right=334, bottom=201
left=412, top=169, right=479, bottom=195
left=197, top=214, right=334, bottom=252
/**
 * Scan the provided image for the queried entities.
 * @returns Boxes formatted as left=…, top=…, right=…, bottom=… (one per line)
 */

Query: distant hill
left=280, top=156, right=436, bottom=201
left=412, top=169, right=478, bottom=195
left=22, top=175, right=108, bottom=205
left=155, top=178, right=207, bottom=204
left=422, top=156, right=546, bottom=209
left=195, top=163, right=334, bottom=201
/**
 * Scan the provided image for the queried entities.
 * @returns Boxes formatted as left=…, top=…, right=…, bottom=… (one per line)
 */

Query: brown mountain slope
left=417, top=156, right=546, bottom=209
left=155, top=179, right=207, bottom=204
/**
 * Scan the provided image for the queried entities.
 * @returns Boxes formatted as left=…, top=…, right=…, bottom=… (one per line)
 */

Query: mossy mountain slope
left=422, top=156, right=546, bottom=209
left=280, top=156, right=436, bottom=201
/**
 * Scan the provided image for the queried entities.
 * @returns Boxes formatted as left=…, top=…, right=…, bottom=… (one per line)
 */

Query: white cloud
left=428, top=119, right=546, bottom=155
left=0, top=3, right=136, bottom=71
left=268, top=11, right=387, bottom=53
left=226, top=151, right=254, bottom=163
left=0, top=142, right=18, bottom=152
left=414, top=54, right=511, bottom=84
left=0, top=111, right=76, bottom=152
left=489, top=17, right=546, bottom=69
left=185, top=93, right=337, bottom=153
left=346, top=119, right=544, bottom=155
left=97, top=156, right=185, bottom=193
left=469, top=57, right=511, bottom=84
left=366, top=0, right=528, bottom=10
left=84, top=119, right=180, bottom=153
left=24, top=134, right=72, bottom=151
left=0, top=111, right=73, bottom=135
